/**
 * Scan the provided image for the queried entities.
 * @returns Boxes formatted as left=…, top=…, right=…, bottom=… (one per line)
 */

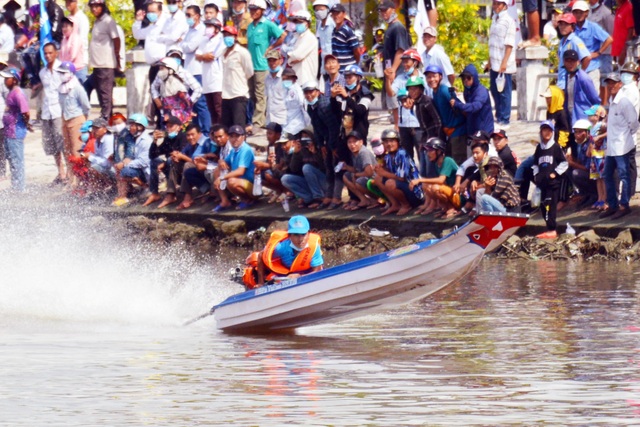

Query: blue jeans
left=183, top=166, right=210, bottom=194
left=489, top=70, right=512, bottom=124
left=192, top=75, right=211, bottom=135
left=281, top=164, right=326, bottom=203
left=604, top=153, right=631, bottom=210
left=477, top=193, right=507, bottom=213
left=5, top=137, right=25, bottom=192
left=75, top=67, right=88, bottom=84
left=149, top=157, right=168, bottom=194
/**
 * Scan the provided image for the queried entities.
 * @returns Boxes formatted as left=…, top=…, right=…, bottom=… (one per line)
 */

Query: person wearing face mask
left=81, top=118, right=115, bottom=192
left=379, top=0, right=410, bottom=112
left=304, top=81, right=341, bottom=208
left=109, top=113, right=135, bottom=174
left=247, top=0, right=286, bottom=133
left=112, top=114, right=153, bottom=207
left=158, top=0, right=189, bottom=51
left=231, top=0, right=252, bottom=46
left=38, top=43, right=66, bottom=186
left=313, top=0, right=335, bottom=70
left=57, top=61, right=91, bottom=187
left=133, top=1, right=169, bottom=68
left=149, top=56, right=195, bottom=126
left=385, top=48, right=421, bottom=128
left=221, top=25, right=255, bottom=129
left=195, top=18, right=226, bottom=128
left=451, top=64, right=494, bottom=136
left=181, top=5, right=210, bottom=134
left=59, top=17, right=88, bottom=84
left=143, top=115, right=188, bottom=206
left=264, top=49, right=287, bottom=126
left=280, top=68, right=310, bottom=139
left=286, top=11, right=318, bottom=89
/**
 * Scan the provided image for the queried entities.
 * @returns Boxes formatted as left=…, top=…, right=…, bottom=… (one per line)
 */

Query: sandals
left=212, top=204, right=232, bottom=213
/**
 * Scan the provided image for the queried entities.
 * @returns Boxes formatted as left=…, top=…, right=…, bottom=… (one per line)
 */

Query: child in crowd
left=253, top=122, right=288, bottom=203
left=342, top=130, right=377, bottom=210
left=585, top=104, right=607, bottom=210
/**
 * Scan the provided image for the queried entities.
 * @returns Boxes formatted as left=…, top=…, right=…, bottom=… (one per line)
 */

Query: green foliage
left=436, top=0, right=491, bottom=88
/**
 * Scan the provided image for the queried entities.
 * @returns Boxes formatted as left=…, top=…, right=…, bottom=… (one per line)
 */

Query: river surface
left=1, top=200, right=640, bottom=426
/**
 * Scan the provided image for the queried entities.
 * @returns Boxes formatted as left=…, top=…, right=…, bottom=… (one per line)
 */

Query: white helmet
left=573, top=119, right=591, bottom=130
left=158, top=57, right=179, bottom=73
left=249, top=0, right=267, bottom=9
left=313, top=0, right=330, bottom=6
left=292, top=10, right=311, bottom=21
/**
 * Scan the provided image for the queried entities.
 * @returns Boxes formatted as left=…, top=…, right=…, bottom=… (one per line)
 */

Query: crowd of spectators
left=0, top=0, right=638, bottom=241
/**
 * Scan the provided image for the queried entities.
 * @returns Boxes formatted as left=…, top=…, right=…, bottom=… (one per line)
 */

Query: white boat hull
left=213, top=212, right=528, bottom=332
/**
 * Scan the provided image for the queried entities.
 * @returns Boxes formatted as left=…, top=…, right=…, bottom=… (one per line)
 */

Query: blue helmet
left=80, top=120, right=93, bottom=133
left=396, top=88, right=408, bottom=99
left=424, top=64, right=443, bottom=75
left=56, top=61, right=76, bottom=75
left=0, top=67, right=21, bottom=82
left=344, top=64, right=364, bottom=77
left=128, top=113, right=149, bottom=128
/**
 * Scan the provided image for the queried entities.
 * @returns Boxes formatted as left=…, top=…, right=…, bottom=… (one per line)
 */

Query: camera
left=229, top=266, right=243, bottom=284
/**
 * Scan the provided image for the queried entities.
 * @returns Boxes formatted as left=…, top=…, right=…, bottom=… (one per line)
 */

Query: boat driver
left=245, top=215, right=324, bottom=288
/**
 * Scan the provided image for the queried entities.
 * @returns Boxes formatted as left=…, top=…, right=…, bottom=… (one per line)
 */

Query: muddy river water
left=1, top=202, right=639, bottom=425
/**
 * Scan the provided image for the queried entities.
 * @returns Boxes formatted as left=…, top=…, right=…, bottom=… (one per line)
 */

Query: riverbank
left=3, top=109, right=640, bottom=244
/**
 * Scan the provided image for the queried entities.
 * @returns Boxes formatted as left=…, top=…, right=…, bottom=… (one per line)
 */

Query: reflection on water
left=1, top=195, right=640, bottom=425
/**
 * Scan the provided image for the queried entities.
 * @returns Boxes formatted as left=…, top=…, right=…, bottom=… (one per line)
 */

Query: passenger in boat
left=246, top=215, right=324, bottom=288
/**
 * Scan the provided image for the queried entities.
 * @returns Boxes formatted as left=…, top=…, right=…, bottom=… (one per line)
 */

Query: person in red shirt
left=612, top=0, right=635, bottom=65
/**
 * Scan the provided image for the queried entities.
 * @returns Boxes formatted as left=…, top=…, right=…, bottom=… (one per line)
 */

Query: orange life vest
left=242, top=231, right=321, bottom=289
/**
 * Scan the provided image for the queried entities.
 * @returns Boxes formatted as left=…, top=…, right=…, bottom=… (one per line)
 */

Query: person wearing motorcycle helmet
left=371, top=128, right=424, bottom=216
left=112, top=113, right=153, bottom=207
left=332, top=64, right=374, bottom=142
left=151, top=56, right=198, bottom=126
left=287, top=10, right=318, bottom=88
left=410, top=137, right=460, bottom=215
left=385, top=48, right=421, bottom=127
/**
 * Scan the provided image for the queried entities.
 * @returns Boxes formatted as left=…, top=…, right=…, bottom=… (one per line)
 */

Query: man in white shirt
left=196, top=18, right=227, bottom=127
left=0, top=14, right=14, bottom=54
left=264, top=49, right=286, bottom=126
left=181, top=5, right=210, bottom=134
left=158, top=0, right=189, bottom=51
left=600, top=72, right=639, bottom=219
left=65, top=0, right=90, bottom=66
left=39, top=43, right=65, bottom=184
left=286, top=11, right=318, bottom=88
left=133, top=1, right=168, bottom=68
left=487, top=0, right=516, bottom=127
left=221, top=26, right=254, bottom=128
left=313, top=0, right=334, bottom=70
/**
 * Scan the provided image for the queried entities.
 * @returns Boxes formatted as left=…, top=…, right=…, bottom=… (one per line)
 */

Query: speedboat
left=211, top=212, right=529, bottom=333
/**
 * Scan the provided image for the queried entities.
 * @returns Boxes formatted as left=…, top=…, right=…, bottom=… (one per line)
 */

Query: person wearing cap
left=313, top=0, right=335, bottom=69
left=264, top=49, right=287, bottom=126
left=490, top=130, right=518, bottom=177
left=331, top=64, right=374, bottom=142
left=112, top=114, right=153, bottom=207
left=451, top=64, right=494, bottom=136
left=38, top=42, right=66, bottom=185
left=487, top=0, right=516, bottom=127
left=371, top=128, right=424, bottom=216
left=619, top=62, right=640, bottom=115
left=599, top=71, right=638, bottom=219
left=541, top=85, right=570, bottom=148
left=181, top=5, right=210, bottom=134
left=562, top=49, right=601, bottom=126
left=281, top=68, right=310, bottom=138
left=250, top=215, right=323, bottom=287
left=385, top=48, right=421, bottom=127
left=566, top=118, right=598, bottom=207
left=473, top=156, right=520, bottom=213
left=587, top=0, right=614, bottom=102
left=286, top=11, right=319, bottom=89
left=452, top=130, right=498, bottom=198
left=59, top=16, right=87, bottom=84
left=410, top=137, right=460, bottom=216
left=88, top=0, right=121, bottom=120
left=425, top=64, right=466, bottom=165
left=556, top=13, right=591, bottom=90
left=65, top=0, right=90, bottom=68
left=322, top=53, right=345, bottom=95
left=330, top=3, right=360, bottom=71
left=1, top=67, right=29, bottom=192
left=57, top=61, right=91, bottom=180
left=251, top=122, right=287, bottom=202
left=280, top=132, right=327, bottom=208
left=572, top=0, right=613, bottom=93
left=304, top=80, right=342, bottom=208
left=341, top=131, right=378, bottom=209
left=195, top=18, right=226, bottom=127
left=230, top=0, right=252, bottom=46
left=246, top=0, right=285, bottom=132
left=213, top=124, right=257, bottom=211
left=543, top=8, right=563, bottom=46
left=82, top=117, right=115, bottom=188
left=221, top=25, right=254, bottom=129
left=421, top=26, right=455, bottom=87
left=532, top=120, right=569, bottom=239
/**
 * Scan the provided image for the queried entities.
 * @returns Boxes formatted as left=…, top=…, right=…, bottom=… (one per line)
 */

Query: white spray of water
left=0, top=197, right=235, bottom=327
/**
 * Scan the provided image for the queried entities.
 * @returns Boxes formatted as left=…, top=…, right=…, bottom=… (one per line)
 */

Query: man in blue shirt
left=572, top=1, right=612, bottom=93
left=213, top=124, right=256, bottom=211
left=556, top=13, right=591, bottom=90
